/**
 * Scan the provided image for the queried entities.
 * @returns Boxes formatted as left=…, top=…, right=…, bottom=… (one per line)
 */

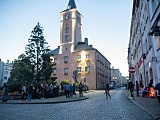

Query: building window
left=97, top=55, right=99, bottom=62
left=65, top=27, right=69, bottom=33
left=148, top=37, right=152, bottom=49
left=77, top=55, right=81, bottom=62
left=53, top=68, right=57, bottom=75
left=64, top=56, right=68, bottom=63
left=151, top=0, right=156, bottom=13
left=97, top=67, right=99, bottom=73
left=86, top=54, right=90, bottom=61
left=77, top=67, right=81, bottom=74
left=65, top=35, right=69, bottom=41
left=113, top=76, right=117, bottom=79
left=5, top=71, right=8, bottom=74
left=64, top=68, right=68, bottom=75
left=54, top=58, right=57, bottom=63
left=4, top=76, right=7, bottom=80
left=85, top=66, right=90, bottom=74
left=65, top=14, right=70, bottom=19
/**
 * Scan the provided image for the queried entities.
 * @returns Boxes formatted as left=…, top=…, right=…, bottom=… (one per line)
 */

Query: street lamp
left=149, top=25, right=160, bottom=48
left=148, top=25, right=160, bottom=37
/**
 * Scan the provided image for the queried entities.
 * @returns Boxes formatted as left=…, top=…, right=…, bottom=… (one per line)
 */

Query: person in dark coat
left=2, top=83, right=8, bottom=102
left=21, top=84, right=27, bottom=100
left=79, top=82, right=83, bottom=97
left=73, top=83, right=76, bottom=96
left=135, top=81, right=139, bottom=97
left=128, top=81, right=134, bottom=97
left=27, top=84, right=33, bottom=101
left=140, top=80, right=144, bottom=95
left=105, top=83, right=111, bottom=99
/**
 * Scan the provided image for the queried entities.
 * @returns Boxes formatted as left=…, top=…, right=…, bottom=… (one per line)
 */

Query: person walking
left=2, top=83, right=8, bottom=102
left=21, top=84, right=27, bottom=100
left=105, top=83, right=111, bottom=99
left=79, top=82, right=83, bottom=97
left=65, top=83, right=70, bottom=98
left=73, top=83, right=76, bottom=97
left=135, top=81, right=140, bottom=97
left=40, top=84, right=45, bottom=99
left=27, top=84, right=33, bottom=101
left=128, top=80, right=134, bottom=98
left=139, top=80, right=144, bottom=95
left=69, top=84, right=73, bottom=97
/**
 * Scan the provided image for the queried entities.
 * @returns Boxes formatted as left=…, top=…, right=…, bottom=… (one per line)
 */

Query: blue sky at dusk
left=0, top=0, right=133, bottom=76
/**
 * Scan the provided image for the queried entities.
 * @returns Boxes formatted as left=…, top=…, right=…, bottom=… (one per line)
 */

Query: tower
left=59, top=0, right=82, bottom=54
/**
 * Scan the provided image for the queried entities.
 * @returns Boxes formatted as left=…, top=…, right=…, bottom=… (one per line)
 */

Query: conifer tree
left=25, top=23, right=50, bottom=81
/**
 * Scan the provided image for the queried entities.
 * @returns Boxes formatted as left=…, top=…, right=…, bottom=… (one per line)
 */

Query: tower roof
left=67, top=0, right=76, bottom=10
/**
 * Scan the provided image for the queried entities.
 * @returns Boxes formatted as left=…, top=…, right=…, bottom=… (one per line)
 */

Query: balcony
left=85, top=58, right=90, bottom=61
left=78, top=72, right=81, bottom=74
left=85, top=71, right=90, bottom=74
left=77, top=59, right=81, bottom=62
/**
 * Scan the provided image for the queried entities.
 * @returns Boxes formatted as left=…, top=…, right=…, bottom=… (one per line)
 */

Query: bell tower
left=59, top=0, right=82, bottom=54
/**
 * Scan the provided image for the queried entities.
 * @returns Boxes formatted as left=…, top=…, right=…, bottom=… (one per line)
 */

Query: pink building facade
left=49, top=0, right=111, bottom=89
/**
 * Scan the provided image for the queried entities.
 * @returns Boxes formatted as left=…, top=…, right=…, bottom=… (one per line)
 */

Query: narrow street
left=0, top=88, right=153, bottom=120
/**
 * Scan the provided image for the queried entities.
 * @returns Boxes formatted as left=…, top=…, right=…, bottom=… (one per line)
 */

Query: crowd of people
left=1, top=81, right=86, bottom=102
left=127, top=79, right=160, bottom=98
left=21, top=83, right=60, bottom=101
left=64, top=82, right=84, bottom=98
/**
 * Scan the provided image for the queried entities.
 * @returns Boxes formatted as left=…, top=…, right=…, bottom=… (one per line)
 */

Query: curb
left=0, top=96, right=89, bottom=104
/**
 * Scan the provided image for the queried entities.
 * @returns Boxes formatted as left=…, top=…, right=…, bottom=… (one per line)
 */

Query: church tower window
left=65, top=35, right=69, bottom=41
left=65, top=27, right=69, bottom=33
left=65, top=14, right=70, bottom=19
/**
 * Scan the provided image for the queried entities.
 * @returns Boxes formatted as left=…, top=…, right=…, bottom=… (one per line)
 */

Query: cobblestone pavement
left=0, top=88, right=156, bottom=120
left=124, top=89, right=160, bottom=119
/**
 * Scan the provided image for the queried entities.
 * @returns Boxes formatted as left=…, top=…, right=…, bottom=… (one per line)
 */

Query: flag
left=136, top=57, right=143, bottom=68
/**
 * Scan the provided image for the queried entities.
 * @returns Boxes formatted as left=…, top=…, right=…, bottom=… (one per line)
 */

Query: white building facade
left=0, top=60, right=13, bottom=86
left=0, top=59, right=4, bottom=86
left=128, top=0, right=160, bottom=86
left=111, top=68, right=122, bottom=87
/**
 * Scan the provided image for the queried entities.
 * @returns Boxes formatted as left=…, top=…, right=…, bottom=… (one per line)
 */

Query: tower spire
left=67, top=0, right=76, bottom=10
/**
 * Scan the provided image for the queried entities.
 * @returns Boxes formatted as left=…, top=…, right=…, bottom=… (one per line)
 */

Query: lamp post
left=148, top=25, right=160, bottom=37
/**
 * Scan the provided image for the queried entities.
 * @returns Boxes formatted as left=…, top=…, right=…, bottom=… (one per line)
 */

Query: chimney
left=84, top=38, right=88, bottom=45
left=89, top=45, right=93, bottom=48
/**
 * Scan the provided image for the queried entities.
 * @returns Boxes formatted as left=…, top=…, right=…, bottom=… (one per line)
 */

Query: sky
left=0, top=0, right=133, bottom=77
